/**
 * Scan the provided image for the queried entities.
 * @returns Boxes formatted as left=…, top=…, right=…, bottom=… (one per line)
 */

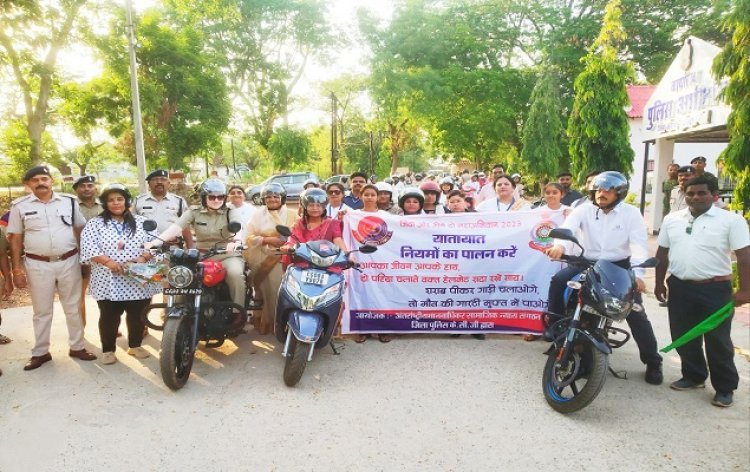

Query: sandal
left=0, top=334, right=11, bottom=344
left=523, top=334, right=539, bottom=342
left=354, top=334, right=370, bottom=343
left=377, top=334, right=392, bottom=343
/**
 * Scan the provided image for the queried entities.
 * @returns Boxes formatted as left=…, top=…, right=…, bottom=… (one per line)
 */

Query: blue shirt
left=343, top=194, right=363, bottom=210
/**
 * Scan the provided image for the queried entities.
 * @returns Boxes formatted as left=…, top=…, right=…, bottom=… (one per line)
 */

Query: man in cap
left=690, top=156, right=718, bottom=188
left=669, top=166, right=696, bottom=214
left=8, top=166, right=97, bottom=370
left=72, top=174, right=103, bottom=327
left=133, top=169, right=193, bottom=247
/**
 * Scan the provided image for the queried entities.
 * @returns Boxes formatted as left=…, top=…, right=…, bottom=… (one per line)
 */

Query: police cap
left=23, top=166, right=51, bottom=181
left=146, top=169, right=169, bottom=181
left=72, top=174, right=96, bottom=189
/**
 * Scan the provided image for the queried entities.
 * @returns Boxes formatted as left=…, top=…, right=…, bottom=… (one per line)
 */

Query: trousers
left=97, top=299, right=151, bottom=353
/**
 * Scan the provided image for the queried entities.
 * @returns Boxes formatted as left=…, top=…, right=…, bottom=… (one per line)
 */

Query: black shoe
left=645, top=362, right=663, bottom=385
left=450, top=334, right=461, bottom=338
left=670, top=378, right=706, bottom=391
left=471, top=334, right=486, bottom=340
left=712, top=392, right=733, bottom=408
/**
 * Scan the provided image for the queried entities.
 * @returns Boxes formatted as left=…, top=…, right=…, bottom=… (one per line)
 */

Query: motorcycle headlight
left=317, top=283, right=343, bottom=306
left=284, top=274, right=302, bottom=300
left=603, top=296, right=631, bottom=318
left=283, top=273, right=342, bottom=311
left=167, top=266, right=193, bottom=288
left=310, top=251, right=337, bottom=267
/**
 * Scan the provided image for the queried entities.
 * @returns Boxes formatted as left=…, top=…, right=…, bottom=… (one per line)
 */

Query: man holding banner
left=654, top=175, right=750, bottom=408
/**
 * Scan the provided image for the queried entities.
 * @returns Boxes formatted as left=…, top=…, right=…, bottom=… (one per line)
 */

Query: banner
left=342, top=210, right=565, bottom=335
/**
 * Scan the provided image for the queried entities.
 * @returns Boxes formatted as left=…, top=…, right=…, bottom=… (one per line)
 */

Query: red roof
left=626, top=85, right=656, bottom=118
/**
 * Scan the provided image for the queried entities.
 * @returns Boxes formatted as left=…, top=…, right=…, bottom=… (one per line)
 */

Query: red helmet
left=201, top=260, right=226, bottom=287
left=419, top=181, right=441, bottom=195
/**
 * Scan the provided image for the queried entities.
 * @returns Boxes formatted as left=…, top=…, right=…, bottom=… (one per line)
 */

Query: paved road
left=0, top=290, right=748, bottom=471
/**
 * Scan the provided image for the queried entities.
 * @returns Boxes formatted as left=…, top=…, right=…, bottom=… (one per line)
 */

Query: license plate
left=302, top=271, right=329, bottom=286
left=164, top=287, right=202, bottom=295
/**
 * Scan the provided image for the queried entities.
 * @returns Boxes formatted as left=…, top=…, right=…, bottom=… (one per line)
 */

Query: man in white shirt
left=669, top=165, right=695, bottom=214
left=545, top=171, right=663, bottom=385
left=475, top=164, right=504, bottom=204
left=654, top=175, right=749, bottom=408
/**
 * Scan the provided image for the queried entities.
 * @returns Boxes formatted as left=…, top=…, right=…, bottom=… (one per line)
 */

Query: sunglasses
left=207, top=194, right=225, bottom=201
left=686, top=217, right=695, bottom=235
left=327, top=190, right=342, bottom=195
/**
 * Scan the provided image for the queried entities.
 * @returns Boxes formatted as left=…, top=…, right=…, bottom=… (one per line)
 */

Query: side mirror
left=143, top=220, right=157, bottom=232
left=276, top=225, right=292, bottom=237
left=635, top=257, right=659, bottom=269
left=549, top=228, right=576, bottom=243
left=227, top=221, right=242, bottom=234
left=359, top=245, right=378, bottom=254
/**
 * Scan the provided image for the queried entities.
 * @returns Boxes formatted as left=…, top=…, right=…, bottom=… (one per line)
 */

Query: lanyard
left=111, top=220, right=127, bottom=250
left=497, top=198, right=515, bottom=211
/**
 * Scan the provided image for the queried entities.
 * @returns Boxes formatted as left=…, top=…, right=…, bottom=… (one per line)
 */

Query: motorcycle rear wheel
left=283, top=336, right=312, bottom=387
left=542, top=342, right=608, bottom=414
left=160, top=315, right=195, bottom=390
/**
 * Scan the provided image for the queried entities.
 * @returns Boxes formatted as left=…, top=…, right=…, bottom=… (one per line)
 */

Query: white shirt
left=475, top=197, right=531, bottom=213
left=669, top=186, right=687, bottom=213
left=475, top=182, right=496, bottom=204
left=557, top=201, right=649, bottom=277
left=227, top=202, right=256, bottom=243
left=657, top=206, right=750, bottom=280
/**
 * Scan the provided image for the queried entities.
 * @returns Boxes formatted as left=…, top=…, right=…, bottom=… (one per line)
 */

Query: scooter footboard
left=288, top=310, right=324, bottom=344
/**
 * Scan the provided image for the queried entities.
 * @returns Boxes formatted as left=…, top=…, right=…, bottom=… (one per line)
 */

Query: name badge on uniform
left=142, top=206, right=153, bottom=210
left=196, top=222, right=207, bottom=226
left=23, top=211, right=38, bottom=216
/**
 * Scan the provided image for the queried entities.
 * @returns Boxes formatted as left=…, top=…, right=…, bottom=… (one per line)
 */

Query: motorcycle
left=274, top=225, right=376, bottom=387
left=541, top=228, right=658, bottom=413
left=141, top=220, right=253, bottom=390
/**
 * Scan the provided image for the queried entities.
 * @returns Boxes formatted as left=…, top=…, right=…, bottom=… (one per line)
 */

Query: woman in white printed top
left=475, top=175, right=530, bottom=213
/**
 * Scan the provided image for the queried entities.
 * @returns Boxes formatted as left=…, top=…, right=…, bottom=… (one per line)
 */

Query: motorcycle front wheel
left=283, top=336, right=312, bottom=387
left=542, top=342, right=608, bottom=413
left=160, top=314, right=195, bottom=390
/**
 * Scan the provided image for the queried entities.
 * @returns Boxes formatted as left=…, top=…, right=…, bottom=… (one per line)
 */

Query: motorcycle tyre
left=542, top=343, right=608, bottom=414
left=283, top=336, right=312, bottom=387
left=160, top=315, right=195, bottom=391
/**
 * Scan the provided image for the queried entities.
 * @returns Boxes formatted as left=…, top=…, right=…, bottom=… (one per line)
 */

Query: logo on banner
left=351, top=215, right=393, bottom=246
left=528, top=219, right=557, bottom=252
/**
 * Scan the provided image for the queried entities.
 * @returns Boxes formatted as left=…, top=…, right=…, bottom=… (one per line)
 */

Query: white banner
left=342, top=210, right=565, bottom=334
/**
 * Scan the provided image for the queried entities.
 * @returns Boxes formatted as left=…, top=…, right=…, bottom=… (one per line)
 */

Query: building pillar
left=648, top=138, right=675, bottom=233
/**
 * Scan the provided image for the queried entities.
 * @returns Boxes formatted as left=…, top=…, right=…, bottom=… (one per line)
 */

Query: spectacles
left=686, top=217, right=695, bottom=234
left=207, top=194, right=225, bottom=201
left=352, top=180, right=366, bottom=184
left=327, top=190, right=341, bottom=195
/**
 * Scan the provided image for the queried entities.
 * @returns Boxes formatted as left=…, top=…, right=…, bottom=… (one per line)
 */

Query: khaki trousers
left=25, top=256, right=84, bottom=356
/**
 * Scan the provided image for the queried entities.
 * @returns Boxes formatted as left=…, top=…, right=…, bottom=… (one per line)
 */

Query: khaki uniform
left=175, top=207, right=246, bottom=308
left=7, top=193, right=86, bottom=357
left=78, top=199, right=103, bottom=326
left=133, top=192, right=187, bottom=233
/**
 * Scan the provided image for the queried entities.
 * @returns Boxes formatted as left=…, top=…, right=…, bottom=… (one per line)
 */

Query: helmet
left=370, top=175, right=377, bottom=183
left=300, top=188, right=328, bottom=216
left=439, top=176, right=455, bottom=190
left=201, top=259, right=227, bottom=287
left=99, top=183, right=132, bottom=208
left=398, top=188, right=425, bottom=210
left=261, top=182, right=287, bottom=205
left=199, top=179, right=227, bottom=207
left=391, top=174, right=400, bottom=182
left=511, top=173, right=521, bottom=179
left=375, top=181, right=394, bottom=195
left=384, top=177, right=394, bottom=185
left=414, top=173, right=424, bottom=181
left=590, top=171, right=628, bottom=207
left=419, top=181, right=441, bottom=195
left=302, top=179, right=319, bottom=190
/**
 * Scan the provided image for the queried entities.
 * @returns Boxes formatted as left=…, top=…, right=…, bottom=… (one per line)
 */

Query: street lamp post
left=126, top=0, right=147, bottom=193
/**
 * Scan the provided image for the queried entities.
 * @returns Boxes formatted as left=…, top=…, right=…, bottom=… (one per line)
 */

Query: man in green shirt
left=662, top=163, right=680, bottom=217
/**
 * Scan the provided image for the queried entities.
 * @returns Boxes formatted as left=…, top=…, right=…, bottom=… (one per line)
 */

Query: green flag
left=660, top=301, right=735, bottom=353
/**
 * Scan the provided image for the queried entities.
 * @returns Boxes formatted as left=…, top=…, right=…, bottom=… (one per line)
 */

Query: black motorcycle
left=542, top=228, right=658, bottom=413
left=142, top=220, right=253, bottom=390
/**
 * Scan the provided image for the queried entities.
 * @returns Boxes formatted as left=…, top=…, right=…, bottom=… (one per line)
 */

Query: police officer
left=545, top=171, right=663, bottom=385
left=73, top=174, right=102, bottom=327
left=133, top=169, right=193, bottom=247
left=8, top=166, right=97, bottom=370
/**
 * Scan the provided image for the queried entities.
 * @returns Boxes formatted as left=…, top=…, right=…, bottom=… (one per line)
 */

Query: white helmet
left=375, top=181, right=394, bottom=195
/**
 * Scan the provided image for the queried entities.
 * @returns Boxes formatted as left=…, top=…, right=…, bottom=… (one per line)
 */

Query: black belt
left=25, top=249, right=79, bottom=262
left=677, top=275, right=733, bottom=285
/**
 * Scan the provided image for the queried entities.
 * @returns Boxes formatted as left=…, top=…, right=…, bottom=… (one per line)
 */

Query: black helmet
left=398, top=188, right=425, bottom=210
left=590, top=171, right=628, bottom=208
left=414, top=173, right=424, bottom=181
left=199, top=178, right=227, bottom=207
left=99, top=183, right=132, bottom=208
left=300, top=188, right=328, bottom=217
left=261, top=182, right=287, bottom=205
left=370, top=175, right=377, bottom=184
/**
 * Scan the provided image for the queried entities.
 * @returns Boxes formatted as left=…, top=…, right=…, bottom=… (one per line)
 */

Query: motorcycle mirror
left=359, top=245, right=378, bottom=254
left=276, top=225, right=292, bottom=237
left=549, top=228, right=577, bottom=243
left=143, top=220, right=157, bottom=232
left=227, top=220, right=242, bottom=234
left=634, top=257, right=659, bottom=269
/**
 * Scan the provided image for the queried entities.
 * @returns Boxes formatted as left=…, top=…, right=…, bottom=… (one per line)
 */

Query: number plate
left=164, top=287, right=202, bottom=295
left=302, top=271, right=329, bottom=286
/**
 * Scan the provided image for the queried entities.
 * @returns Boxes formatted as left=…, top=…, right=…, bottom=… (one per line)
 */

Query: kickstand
left=609, top=366, right=628, bottom=379
left=329, top=340, right=344, bottom=355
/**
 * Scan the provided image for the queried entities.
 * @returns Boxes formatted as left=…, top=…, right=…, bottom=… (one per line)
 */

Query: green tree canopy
left=520, top=69, right=566, bottom=181
left=267, top=126, right=312, bottom=171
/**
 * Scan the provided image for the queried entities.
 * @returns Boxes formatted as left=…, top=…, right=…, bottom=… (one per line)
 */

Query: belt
left=680, top=275, right=733, bottom=285
left=25, top=248, right=79, bottom=262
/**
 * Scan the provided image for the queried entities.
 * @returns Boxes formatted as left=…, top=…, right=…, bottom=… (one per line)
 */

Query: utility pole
left=369, top=131, right=375, bottom=176
left=231, top=138, right=237, bottom=173
left=331, top=93, right=338, bottom=176
left=126, top=0, right=147, bottom=194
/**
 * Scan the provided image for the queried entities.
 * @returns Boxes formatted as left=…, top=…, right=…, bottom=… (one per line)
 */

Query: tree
left=267, top=126, right=312, bottom=171
left=712, top=0, right=750, bottom=215
left=567, top=0, right=634, bottom=181
left=92, top=9, right=230, bottom=170
left=0, top=0, right=87, bottom=164
left=0, top=120, right=61, bottom=181
left=520, top=69, right=566, bottom=181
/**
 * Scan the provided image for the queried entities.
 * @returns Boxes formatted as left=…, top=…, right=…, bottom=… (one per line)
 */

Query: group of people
left=0, top=162, right=747, bottom=411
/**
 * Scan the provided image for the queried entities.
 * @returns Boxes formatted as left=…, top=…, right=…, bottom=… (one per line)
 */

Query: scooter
left=274, top=225, right=376, bottom=387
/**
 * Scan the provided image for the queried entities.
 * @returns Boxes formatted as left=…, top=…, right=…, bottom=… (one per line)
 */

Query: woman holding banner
left=475, top=175, right=530, bottom=213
